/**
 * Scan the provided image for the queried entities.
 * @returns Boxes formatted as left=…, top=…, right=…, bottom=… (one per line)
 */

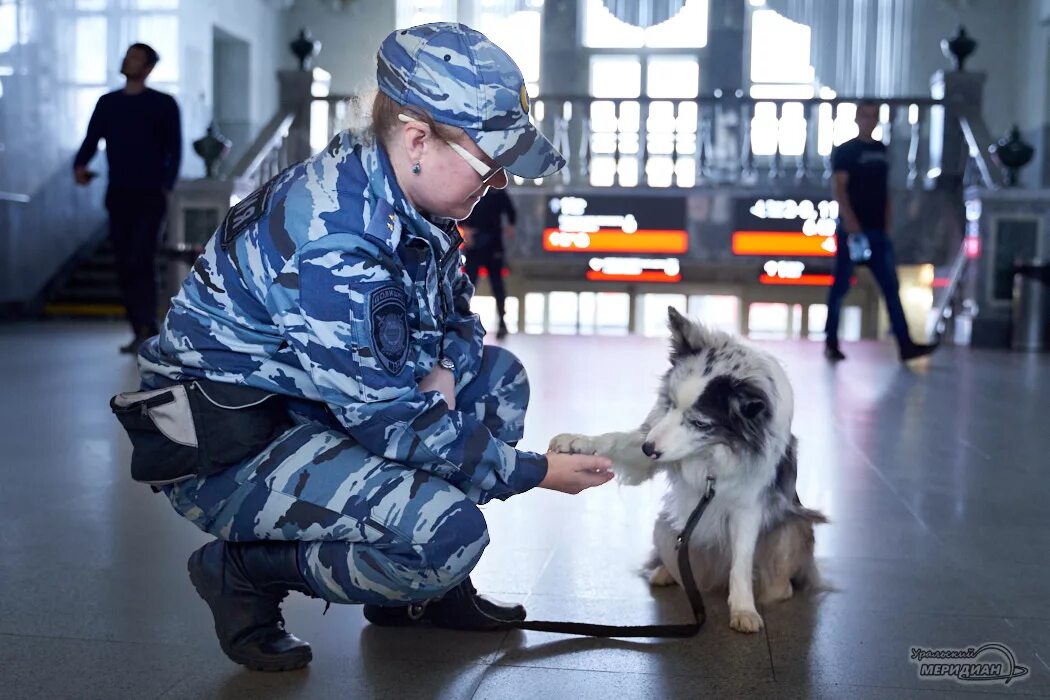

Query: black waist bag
left=110, top=380, right=292, bottom=486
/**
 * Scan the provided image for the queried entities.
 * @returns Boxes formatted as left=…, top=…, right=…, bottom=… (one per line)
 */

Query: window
left=580, top=2, right=707, bottom=187
left=548, top=291, right=580, bottom=334
left=515, top=292, right=630, bottom=335
left=583, top=0, right=708, bottom=49
left=688, top=295, right=739, bottom=335
left=74, top=16, right=108, bottom=84
left=397, top=0, right=456, bottom=26
left=749, top=10, right=813, bottom=85
left=63, top=1, right=178, bottom=149
left=639, top=293, right=687, bottom=337
left=470, top=295, right=521, bottom=334
left=807, top=303, right=827, bottom=340
left=132, top=12, right=179, bottom=84
left=474, top=4, right=543, bottom=97
left=523, top=292, right=546, bottom=334
left=748, top=9, right=814, bottom=158
left=747, top=302, right=790, bottom=340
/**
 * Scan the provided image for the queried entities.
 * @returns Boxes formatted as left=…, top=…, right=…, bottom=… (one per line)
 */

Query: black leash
left=512, top=477, right=716, bottom=638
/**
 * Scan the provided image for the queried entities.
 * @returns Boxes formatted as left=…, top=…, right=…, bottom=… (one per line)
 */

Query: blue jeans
left=824, top=230, right=912, bottom=348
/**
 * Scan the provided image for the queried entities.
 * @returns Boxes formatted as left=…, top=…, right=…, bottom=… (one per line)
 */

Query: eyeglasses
left=398, top=114, right=504, bottom=184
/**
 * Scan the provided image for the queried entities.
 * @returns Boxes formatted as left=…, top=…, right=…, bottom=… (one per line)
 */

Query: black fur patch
left=694, top=375, right=770, bottom=454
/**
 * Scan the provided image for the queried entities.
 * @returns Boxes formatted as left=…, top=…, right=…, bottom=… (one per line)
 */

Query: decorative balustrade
left=315, top=93, right=946, bottom=191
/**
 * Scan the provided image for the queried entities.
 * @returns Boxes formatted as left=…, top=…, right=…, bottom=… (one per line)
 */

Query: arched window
left=748, top=9, right=814, bottom=157
left=583, top=0, right=707, bottom=187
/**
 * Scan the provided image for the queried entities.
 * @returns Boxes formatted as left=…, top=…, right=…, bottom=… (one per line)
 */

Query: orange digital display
left=759, top=274, right=857, bottom=286
left=732, top=231, right=835, bottom=257
left=544, top=228, right=688, bottom=254
left=585, top=271, right=682, bottom=283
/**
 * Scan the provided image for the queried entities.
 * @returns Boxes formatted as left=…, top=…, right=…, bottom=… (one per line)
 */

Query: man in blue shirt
left=74, top=43, right=182, bottom=354
left=825, top=100, right=935, bottom=363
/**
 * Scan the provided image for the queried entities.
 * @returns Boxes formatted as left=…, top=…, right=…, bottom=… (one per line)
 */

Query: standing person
left=74, top=42, right=182, bottom=354
left=125, top=23, right=612, bottom=672
left=461, top=187, right=516, bottom=339
left=824, top=100, right=936, bottom=363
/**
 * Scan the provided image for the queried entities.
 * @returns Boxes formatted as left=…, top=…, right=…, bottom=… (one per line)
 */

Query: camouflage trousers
left=163, top=346, right=529, bottom=604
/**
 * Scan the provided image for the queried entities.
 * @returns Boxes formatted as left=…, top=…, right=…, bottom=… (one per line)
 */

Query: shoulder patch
left=368, top=284, right=409, bottom=375
left=363, top=199, right=404, bottom=250
left=221, top=175, right=278, bottom=249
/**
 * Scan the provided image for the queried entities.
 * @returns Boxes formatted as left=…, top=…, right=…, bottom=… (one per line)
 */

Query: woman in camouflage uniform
left=136, top=23, right=613, bottom=671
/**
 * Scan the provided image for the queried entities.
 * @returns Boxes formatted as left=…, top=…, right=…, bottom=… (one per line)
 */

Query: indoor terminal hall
left=2, top=1, right=1050, bottom=698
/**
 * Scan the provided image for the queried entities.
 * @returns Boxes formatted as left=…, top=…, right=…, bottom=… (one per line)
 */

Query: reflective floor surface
left=2, top=321, right=1049, bottom=699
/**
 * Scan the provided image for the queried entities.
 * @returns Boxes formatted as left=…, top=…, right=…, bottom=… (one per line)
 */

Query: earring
left=411, top=162, right=421, bottom=175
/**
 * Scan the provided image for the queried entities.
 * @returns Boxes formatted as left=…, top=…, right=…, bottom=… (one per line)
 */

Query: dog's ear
left=731, top=387, right=768, bottom=425
left=740, top=399, right=766, bottom=420
left=726, top=389, right=770, bottom=452
left=668, top=306, right=700, bottom=358
left=668, top=306, right=715, bottom=360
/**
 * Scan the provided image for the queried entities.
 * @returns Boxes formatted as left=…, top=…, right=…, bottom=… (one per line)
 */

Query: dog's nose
left=641, top=441, right=661, bottom=459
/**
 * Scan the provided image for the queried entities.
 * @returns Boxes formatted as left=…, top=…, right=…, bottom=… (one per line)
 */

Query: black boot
left=187, top=540, right=314, bottom=671
left=363, top=576, right=525, bottom=631
left=824, top=343, right=846, bottom=361
left=900, top=341, right=938, bottom=362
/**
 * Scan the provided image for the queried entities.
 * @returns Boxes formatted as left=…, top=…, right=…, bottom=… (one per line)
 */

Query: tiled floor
left=2, top=321, right=1049, bottom=699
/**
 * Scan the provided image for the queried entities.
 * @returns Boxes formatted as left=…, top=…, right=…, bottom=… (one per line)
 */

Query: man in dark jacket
left=74, top=42, right=181, bottom=353
left=460, top=187, right=516, bottom=339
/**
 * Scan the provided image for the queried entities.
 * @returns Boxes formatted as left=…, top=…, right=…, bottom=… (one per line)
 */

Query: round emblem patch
left=520, top=85, right=530, bottom=115
left=368, top=284, right=409, bottom=375
left=378, top=312, right=406, bottom=353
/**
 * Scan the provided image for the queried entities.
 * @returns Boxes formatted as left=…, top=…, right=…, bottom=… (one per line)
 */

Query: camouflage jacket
left=139, top=131, right=547, bottom=503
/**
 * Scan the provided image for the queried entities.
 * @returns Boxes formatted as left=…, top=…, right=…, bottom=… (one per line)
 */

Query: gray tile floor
left=2, top=321, right=1049, bottom=699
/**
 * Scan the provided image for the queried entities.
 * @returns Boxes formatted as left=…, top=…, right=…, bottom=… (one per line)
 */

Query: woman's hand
left=418, top=365, right=456, bottom=410
left=539, top=452, right=615, bottom=494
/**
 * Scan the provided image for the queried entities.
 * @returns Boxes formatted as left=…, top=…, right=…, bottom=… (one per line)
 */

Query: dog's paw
left=729, top=608, right=764, bottom=633
left=648, top=564, right=677, bottom=587
left=548, top=433, right=596, bottom=455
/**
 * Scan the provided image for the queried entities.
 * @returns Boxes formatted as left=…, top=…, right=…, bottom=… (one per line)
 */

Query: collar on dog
left=513, top=476, right=717, bottom=639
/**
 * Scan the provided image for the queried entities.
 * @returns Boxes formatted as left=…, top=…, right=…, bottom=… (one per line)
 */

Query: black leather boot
left=363, top=576, right=525, bottom=631
left=187, top=540, right=314, bottom=671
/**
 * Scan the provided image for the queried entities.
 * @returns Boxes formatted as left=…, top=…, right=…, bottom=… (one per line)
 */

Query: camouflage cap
left=377, top=22, right=565, bottom=179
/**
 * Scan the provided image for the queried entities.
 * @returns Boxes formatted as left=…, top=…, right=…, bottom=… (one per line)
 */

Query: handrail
left=927, top=237, right=970, bottom=342
left=224, top=109, right=296, bottom=182
left=958, top=112, right=1004, bottom=190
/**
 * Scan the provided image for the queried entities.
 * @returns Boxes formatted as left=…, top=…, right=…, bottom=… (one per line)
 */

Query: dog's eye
left=690, top=418, right=713, bottom=430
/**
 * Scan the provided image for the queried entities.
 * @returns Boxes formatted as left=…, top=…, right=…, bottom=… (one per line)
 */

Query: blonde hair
left=342, top=86, right=464, bottom=148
